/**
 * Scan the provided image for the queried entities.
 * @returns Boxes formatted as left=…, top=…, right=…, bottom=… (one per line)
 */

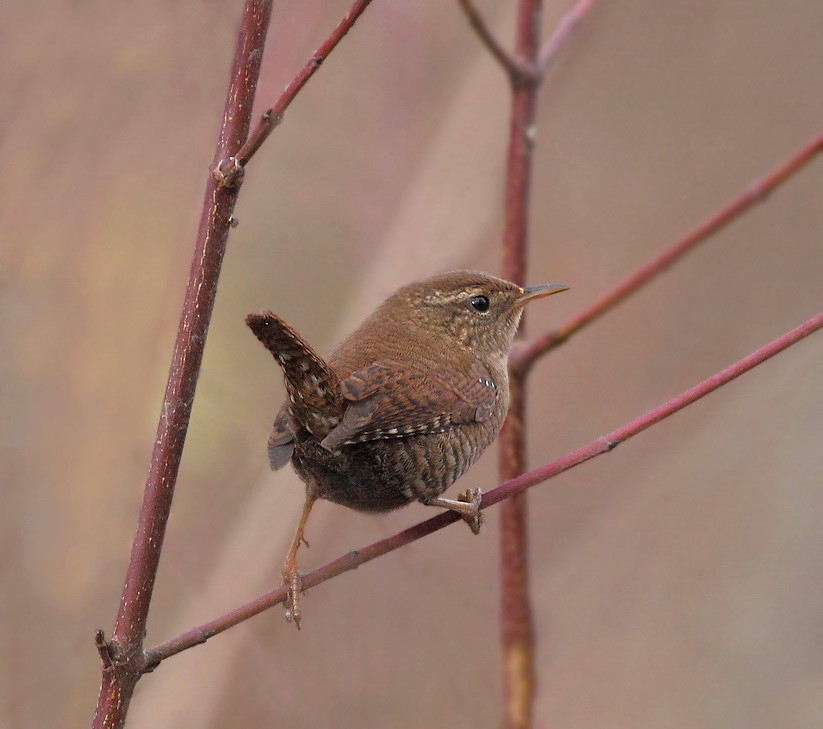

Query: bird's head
left=381, top=270, right=568, bottom=360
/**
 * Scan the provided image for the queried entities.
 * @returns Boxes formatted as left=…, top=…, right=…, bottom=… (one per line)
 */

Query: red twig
left=512, top=130, right=823, bottom=373
left=92, top=1, right=377, bottom=726
left=143, top=311, right=823, bottom=669
left=496, top=0, right=547, bottom=724
left=476, top=0, right=596, bottom=723
left=231, top=0, right=375, bottom=173
left=537, top=0, right=597, bottom=76
left=91, top=5, right=273, bottom=728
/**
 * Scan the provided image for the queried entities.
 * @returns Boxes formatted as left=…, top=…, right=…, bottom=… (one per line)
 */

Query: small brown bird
left=246, top=270, right=567, bottom=626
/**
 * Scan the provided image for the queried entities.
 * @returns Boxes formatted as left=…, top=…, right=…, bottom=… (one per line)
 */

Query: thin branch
left=143, top=311, right=823, bottom=670
left=491, top=0, right=601, bottom=724
left=92, top=3, right=274, bottom=727
left=230, top=0, right=375, bottom=174
left=512, top=130, right=823, bottom=374
left=458, top=0, right=533, bottom=83
left=537, top=0, right=597, bottom=76
left=497, top=0, right=544, bottom=722
left=92, top=1, right=379, bottom=726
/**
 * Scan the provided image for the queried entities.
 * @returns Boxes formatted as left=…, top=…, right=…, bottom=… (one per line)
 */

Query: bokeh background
left=2, top=1, right=822, bottom=727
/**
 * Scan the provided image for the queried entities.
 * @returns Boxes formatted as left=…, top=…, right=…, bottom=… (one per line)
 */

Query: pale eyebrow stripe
left=423, top=289, right=485, bottom=305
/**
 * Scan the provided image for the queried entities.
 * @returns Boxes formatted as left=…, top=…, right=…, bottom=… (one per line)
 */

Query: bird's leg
left=426, top=488, right=484, bottom=535
left=282, top=492, right=317, bottom=628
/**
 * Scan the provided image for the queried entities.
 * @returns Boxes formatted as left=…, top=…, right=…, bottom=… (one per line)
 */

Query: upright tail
left=246, top=312, right=345, bottom=440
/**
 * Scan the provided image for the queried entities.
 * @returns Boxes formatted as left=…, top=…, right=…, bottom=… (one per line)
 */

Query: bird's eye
left=468, top=295, right=490, bottom=313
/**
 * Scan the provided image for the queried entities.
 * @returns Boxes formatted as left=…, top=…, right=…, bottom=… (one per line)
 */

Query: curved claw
left=458, top=488, right=485, bottom=535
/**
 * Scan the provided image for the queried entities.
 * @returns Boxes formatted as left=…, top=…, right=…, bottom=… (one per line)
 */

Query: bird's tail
left=246, top=312, right=344, bottom=439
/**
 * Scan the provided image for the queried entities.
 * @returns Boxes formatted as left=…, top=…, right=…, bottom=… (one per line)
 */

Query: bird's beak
left=516, top=283, right=569, bottom=306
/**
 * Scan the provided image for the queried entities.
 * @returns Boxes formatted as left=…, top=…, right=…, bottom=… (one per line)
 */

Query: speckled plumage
left=246, top=270, right=567, bottom=625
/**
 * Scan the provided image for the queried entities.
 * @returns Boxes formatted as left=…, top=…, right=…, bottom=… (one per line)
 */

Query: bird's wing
left=267, top=406, right=296, bottom=470
left=320, top=360, right=498, bottom=450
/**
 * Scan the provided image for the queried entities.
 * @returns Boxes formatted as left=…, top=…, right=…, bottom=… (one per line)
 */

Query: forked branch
left=457, top=0, right=530, bottom=82
left=91, top=1, right=376, bottom=727
left=457, top=0, right=596, bottom=83
left=230, top=0, right=375, bottom=176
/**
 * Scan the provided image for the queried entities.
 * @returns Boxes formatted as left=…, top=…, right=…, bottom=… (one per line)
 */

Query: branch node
left=212, top=156, right=245, bottom=188
left=746, top=178, right=771, bottom=204
left=511, top=61, right=540, bottom=88
left=510, top=328, right=567, bottom=373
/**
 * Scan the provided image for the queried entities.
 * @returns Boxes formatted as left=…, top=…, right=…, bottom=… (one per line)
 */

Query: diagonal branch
left=512, top=130, right=823, bottom=374
left=143, top=313, right=823, bottom=671
left=537, top=0, right=597, bottom=76
left=92, top=1, right=378, bottom=727
left=457, top=0, right=534, bottom=83
left=231, top=0, right=376, bottom=174
left=92, top=3, right=274, bottom=728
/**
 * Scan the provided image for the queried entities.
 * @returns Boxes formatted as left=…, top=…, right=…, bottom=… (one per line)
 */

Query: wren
left=246, top=270, right=567, bottom=626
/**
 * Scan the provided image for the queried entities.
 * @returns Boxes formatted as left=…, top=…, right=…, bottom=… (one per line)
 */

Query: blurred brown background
left=2, top=1, right=822, bottom=727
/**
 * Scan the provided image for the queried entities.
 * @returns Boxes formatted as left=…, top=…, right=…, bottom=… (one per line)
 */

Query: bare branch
left=92, top=1, right=379, bottom=725
left=457, top=0, right=534, bottom=83
left=91, top=5, right=274, bottom=727
left=143, top=311, right=823, bottom=670
left=497, top=0, right=544, bottom=722
left=511, top=130, right=823, bottom=374
left=537, top=0, right=597, bottom=76
left=233, top=0, right=376, bottom=172
left=461, top=2, right=601, bottom=721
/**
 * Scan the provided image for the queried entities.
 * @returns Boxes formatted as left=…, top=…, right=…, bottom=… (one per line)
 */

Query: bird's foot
left=425, top=489, right=485, bottom=534
left=281, top=492, right=317, bottom=629
left=282, top=566, right=305, bottom=629
left=457, top=488, right=485, bottom=535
